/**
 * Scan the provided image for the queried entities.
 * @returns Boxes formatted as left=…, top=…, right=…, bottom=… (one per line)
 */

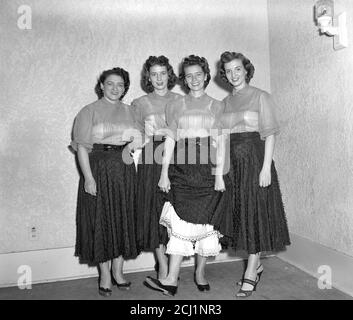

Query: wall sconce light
left=315, top=0, right=348, bottom=50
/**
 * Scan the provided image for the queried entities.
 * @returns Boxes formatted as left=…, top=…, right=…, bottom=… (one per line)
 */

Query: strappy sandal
left=236, top=278, right=258, bottom=298
left=236, top=264, right=264, bottom=286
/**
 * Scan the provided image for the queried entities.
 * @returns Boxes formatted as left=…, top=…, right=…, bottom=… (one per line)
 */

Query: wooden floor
left=0, top=257, right=351, bottom=300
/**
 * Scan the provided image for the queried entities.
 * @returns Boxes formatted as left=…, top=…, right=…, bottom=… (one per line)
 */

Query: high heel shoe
left=98, top=286, right=112, bottom=297
left=194, top=276, right=210, bottom=292
left=194, top=280, right=210, bottom=292
left=236, top=278, right=258, bottom=298
left=98, top=276, right=112, bottom=297
left=112, top=276, right=131, bottom=290
left=144, top=276, right=177, bottom=297
left=236, top=264, right=263, bottom=286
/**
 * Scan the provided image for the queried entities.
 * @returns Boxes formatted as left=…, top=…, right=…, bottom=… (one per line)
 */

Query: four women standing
left=71, top=52, right=290, bottom=298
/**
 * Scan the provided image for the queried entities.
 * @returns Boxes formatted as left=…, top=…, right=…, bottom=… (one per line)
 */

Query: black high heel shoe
left=236, top=278, right=259, bottom=298
left=144, top=276, right=177, bottom=297
left=112, top=276, right=131, bottom=290
left=236, top=264, right=264, bottom=286
left=194, top=276, right=210, bottom=292
left=98, top=276, right=112, bottom=297
left=195, top=281, right=210, bottom=292
left=98, top=286, right=112, bottom=297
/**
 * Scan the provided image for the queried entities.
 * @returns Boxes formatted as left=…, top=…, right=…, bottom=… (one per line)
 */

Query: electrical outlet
left=29, top=226, right=38, bottom=241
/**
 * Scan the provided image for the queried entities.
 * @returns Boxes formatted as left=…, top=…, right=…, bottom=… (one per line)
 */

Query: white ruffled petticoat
left=160, top=202, right=222, bottom=257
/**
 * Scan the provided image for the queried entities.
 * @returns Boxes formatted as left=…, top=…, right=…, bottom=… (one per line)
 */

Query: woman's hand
left=158, top=173, right=171, bottom=193
left=84, top=177, right=97, bottom=196
left=215, top=175, right=226, bottom=192
left=260, top=135, right=275, bottom=188
left=259, top=167, right=271, bottom=187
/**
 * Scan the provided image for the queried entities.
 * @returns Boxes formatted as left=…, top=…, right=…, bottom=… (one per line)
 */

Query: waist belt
left=93, top=143, right=126, bottom=151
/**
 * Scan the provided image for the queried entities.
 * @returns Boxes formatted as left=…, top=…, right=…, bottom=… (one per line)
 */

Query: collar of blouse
left=151, top=90, right=172, bottom=100
left=102, top=97, right=124, bottom=107
left=232, top=84, right=252, bottom=96
left=186, top=92, right=208, bottom=102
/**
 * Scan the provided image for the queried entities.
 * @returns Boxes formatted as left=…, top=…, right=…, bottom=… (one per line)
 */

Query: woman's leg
left=112, top=255, right=127, bottom=283
left=195, top=254, right=208, bottom=285
left=159, top=254, right=183, bottom=286
left=155, top=244, right=168, bottom=279
left=99, top=260, right=112, bottom=289
left=239, top=253, right=261, bottom=291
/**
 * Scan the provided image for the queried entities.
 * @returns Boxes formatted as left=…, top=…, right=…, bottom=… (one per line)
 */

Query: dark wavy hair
left=218, top=51, right=255, bottom=85
left=141, top=55, right=177, bottom=93
left=95, top=67, right=130, bottom=100
left=179, top=55, right=211, bottom=92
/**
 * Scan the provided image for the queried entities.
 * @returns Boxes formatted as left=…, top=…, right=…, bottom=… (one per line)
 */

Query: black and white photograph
left=0, top=0, right=352, bottom=309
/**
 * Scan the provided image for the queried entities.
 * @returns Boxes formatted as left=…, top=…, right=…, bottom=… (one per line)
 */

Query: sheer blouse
left=165, top=93, right=224, bottom=140
left=131, top=91, right=181, bottom=137
left=71, top=98, right=137, bottom=152
left=220, top=85, right=280, bottom=140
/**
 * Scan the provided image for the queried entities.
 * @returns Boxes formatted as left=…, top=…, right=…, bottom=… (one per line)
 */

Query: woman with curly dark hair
left=71, top=67, right=140, bottom=297
left=218, top=51, right=290, bottom=298
left=131, top=56, right=181, bottom=280
left=144, top=55, right=233, bottom=296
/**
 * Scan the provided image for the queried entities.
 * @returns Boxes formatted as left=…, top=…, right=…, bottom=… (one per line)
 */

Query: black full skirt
left=75, top=144, right=139, bottom=264
left=228, top=132, right=290, bottom=254
left=166, top=137, right=234, bottom=239
left=136, top=138, right=169, bottom=250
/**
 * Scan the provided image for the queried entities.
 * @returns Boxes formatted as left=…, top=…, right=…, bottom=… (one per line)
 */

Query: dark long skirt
left=136, top=138, right=169, bottom=250
left=166, top=137, right=234, bottom=239
left=75, top=144, right=139, bottom=264
left=228, top=132, right=290, bottom=254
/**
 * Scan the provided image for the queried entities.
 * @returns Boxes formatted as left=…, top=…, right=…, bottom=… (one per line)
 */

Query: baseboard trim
left=0, top=247, right=243, bottom=288
left=3, top=233, right=352, bottom=297
left=277, top=233, right=353, bottom=297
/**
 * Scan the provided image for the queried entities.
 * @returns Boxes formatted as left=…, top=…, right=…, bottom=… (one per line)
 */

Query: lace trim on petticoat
left=166, top=248, right=221, bottom=257
left=160, top=215, right=223, bottom=242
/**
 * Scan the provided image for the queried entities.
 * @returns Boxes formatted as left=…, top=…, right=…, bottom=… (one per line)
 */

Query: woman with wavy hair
left=144, top=55, right=233, bottom=296
left=71, top=67, right=140, bottom=297
left=132, top=55, right=181, bottom=280
left=218, top=51, right=290, bottom=298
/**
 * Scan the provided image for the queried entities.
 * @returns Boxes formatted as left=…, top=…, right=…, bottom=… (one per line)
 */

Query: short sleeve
left=70, top=106, right=93, bottom=152
left=165, top=100, right=180, bottom=140
left=131, top=98, right=145, bottom=133
left=258, top=92, right=280, bottom=139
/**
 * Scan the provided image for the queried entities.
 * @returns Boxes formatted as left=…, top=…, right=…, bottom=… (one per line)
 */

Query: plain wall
left=268, top=0, right=353, bottom=256
left=0, top=0, right=271, bottom=253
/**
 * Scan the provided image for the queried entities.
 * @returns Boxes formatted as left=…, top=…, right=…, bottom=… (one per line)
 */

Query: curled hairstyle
left=218, top=51, right=255, bottom=84
left=179, top=55, right=211, bottom=92
left=141, top=55, right=178, bottom=93
left=95, top=67, right=130, bottom=100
